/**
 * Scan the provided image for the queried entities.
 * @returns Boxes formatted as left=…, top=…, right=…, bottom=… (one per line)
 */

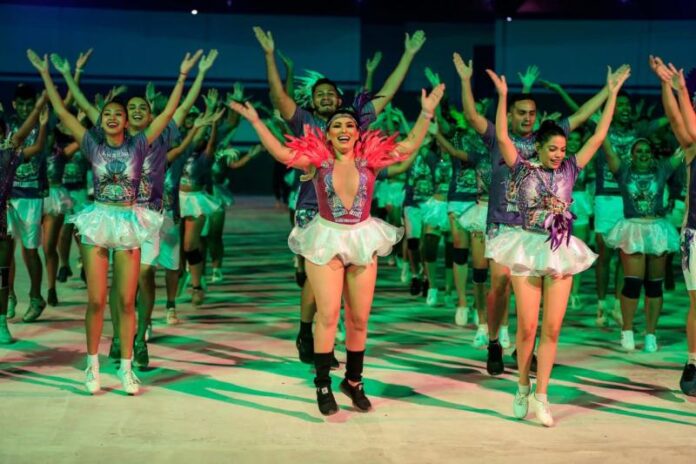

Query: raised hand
left=50, top=53, right=71, bottom=75
left=231, top=82, right=244, bottom=102
left=27, top=49, right=49, bottom=73
left=539, top=79, right=561, bottom=92
left=253, top=26, right=275, bottom=54
left=199, top=49, right=218, bottom=73
left=607, top=65, right=631, bottom=94
left=248, top=144, right=264, bottom=157
left=75, top=48, right=93, bottom=70
left=453, top=53, right=473, bottom=80
left=211, top=107, right=226, bottom=123
left=180, top=50, right=204, bottom=75
left=518, top=65, right=540, bottom=90
left=110, top=85, right=128, bottom=100
left=405, top=30, right=426, bottom=55
left=424, top=67, right=441, bottom=86
left=366, top=51, right=382, bottom=73
left=421, top=83, right=446, bottom=114
left=277, top=49, right=293, bottom=68
left=39, top=106, right=50, bottom=126
left=203, top=88, right=219, bottom=113
left=229, top=101, right=260, bottom=123
left=485, top=69, right=507, bottom=95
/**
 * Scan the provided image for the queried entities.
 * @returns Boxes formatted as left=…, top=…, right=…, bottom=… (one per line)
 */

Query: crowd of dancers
left=1, top=27, right=696, bottom=427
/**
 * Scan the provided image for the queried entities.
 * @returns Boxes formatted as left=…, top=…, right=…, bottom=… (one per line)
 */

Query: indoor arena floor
left=1, top=196, right=695, bottom=464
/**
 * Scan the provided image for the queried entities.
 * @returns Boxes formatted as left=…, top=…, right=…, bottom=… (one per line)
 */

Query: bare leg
left=305, top=259, right=344, bottom=353
left=644, top=254, right=666, bottom=335
left=449, top=214, right=470, bottom=308
left=112, top=248, right=141, bottom=360
left=619, top=251, right=646, bottom=331
left=82, top=245, right=109, bottom=355
left=488, top=260, right=511, bottom=339
left=135, top=263, right=155, bottom=343
left=536, top=275, right=573, bottom=394
left=183, top=216, right=206, bottom=288
left=511, top=275, right=542, bottom=387
left=42, top=214, right=64, bottom=300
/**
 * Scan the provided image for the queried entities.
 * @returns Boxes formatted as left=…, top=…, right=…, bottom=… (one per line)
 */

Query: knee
left=518, top=323, right=537, bottom=341
left=644, top=279, right=663, bottom=298
left=452, top=247, right=469, bottom=266
left=407, top=238, right=420, bottom=252
left=316, top=308, right=340, bottom=328
left=490, top=274, right=509, bottom=294
left=472, top=268, right=488, bottom=284
left=541, top=326, right=562, bottom=344
left=423, top=233, right=439, bottom=262
left=347, top=313, right=369, bottom=333
left=622, top=276, right=643, bottom=299
left=86, top=298, right=106, bottom=315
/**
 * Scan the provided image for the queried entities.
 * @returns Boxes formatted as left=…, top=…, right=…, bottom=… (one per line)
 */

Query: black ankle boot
left=340, top=379, right=372, bottom=412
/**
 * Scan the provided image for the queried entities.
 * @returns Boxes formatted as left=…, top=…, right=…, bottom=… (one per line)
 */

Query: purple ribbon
left=543, top=210, right=576, bottom=251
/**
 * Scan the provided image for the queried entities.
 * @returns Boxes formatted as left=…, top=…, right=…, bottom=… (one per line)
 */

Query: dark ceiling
left=3, top=0, right=696, bottom=21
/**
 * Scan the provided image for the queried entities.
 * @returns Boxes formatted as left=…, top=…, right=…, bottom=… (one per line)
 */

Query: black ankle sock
left=314, top=351, right=334, bottom=388
left=345, top=350, right=365, bottom=383
left=489, top=338, right=500, bottom=345
left=192, top=285, right=203, bottom=291
left=166, top=300, right=176, bottom=309
left=299, top=321, right=312, bottom=338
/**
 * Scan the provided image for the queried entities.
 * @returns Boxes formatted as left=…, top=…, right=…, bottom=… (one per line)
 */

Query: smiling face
left=100, top=102, right=128, bottom=136
left=631, top=139, right=653, bottom=172
left=615, top=95, right=632, bottom=125
left=127, top=97, right=152, bottom=130
left=13, top=97, right=36, bottom=122
left=566, top=131, right=582, bottom=154
left=312, top=83, right=341, bottom=118
left=537, top=135, right=567, bottom=170
left=326, top=115, right=359, bottom=155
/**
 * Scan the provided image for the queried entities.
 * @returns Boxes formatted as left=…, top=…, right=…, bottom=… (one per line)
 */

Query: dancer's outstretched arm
left=489, top=70, right=518, bottom=167
left=453, top=53, right=487, bottom=135
left=568, top=64, right=629, bottom=131
left=253, top=27, right=297, bottom=121
left=22, top=106, right=50, bottom=158
left=576, top=66, right=630, bottom=169
left=50, top=51, right=100, bottom=124
left=173, top=49, right=218, bottom=127
left=393, top=84, right=445, bottom=156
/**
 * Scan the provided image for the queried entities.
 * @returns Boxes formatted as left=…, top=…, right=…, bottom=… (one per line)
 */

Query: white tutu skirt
left=421, top=198, right=450, bottom=231
left=458, top=201, right=488, bottom=233
left=605, top=217, right=680, bottom=255
left=212, top=184, right=235, bottom=208
left=288, top=216, right=404, bottom=266
left=68, top=202, right=163, bottom=250
left=486, top=228, right=597, bottom=277
left=43, top=186, right=74, bottom=216
left=179, top=190, right=222, bottom=218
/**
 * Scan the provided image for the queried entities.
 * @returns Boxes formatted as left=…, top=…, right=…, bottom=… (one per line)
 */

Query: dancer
left=487, top=65, right=628, bottom=426
left=230, top=83, right=444, bottom=415
left=253, top=26, right=426, bottom=366
left=453, top=52, right=629, bottom=375
left=28, top=48, right=200, bottom=394
left=604, top=137, right=682, bottom=352
left=1, top=99, right=48, bottom=342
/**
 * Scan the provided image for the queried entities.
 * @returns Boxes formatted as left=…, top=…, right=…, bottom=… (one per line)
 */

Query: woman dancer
left=0, top=99, right=48, bottom=342
left=28, top=48, right=200, bottom=395
left=230, top=83, right=444, bottom=416
left=604, top=138, right=682, bottom=352
left=486, top=66, right=628, bottom=426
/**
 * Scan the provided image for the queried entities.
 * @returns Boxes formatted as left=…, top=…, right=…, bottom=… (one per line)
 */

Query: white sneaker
left=426, top=288, right=439, bottom=307
left=513, top=388, right=530, bottom=419
left=472, top=325, right=489, bottom=348
left=335, top=318, right=346, bottom=344
left=644, top=334, right=658, bottom=353
left=400, top=263, right=411, bottom=284
left=530, top=394, right=554, bottom=427
left=499, top=326, right=511, bottom=349
left=166, top=308, right=180, bottom=325
left=210, top=268, right=223, bottom=284
left=84, top=364, right=101, bottom=394
left=621, top=330, right=635, bottom=351
left=454, top=306, right=469, bottom=326
left=0, top=316, right=13, bottom=344
left=117, top=368, right=141, bottom=395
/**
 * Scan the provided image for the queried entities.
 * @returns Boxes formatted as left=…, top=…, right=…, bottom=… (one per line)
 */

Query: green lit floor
left=1, top=196, right=695, bottom=464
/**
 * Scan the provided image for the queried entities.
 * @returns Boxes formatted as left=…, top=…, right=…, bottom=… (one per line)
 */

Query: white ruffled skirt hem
left=458, top=201, right=488, bottom=233
left=179, top=190, right=221, bottom=217
left=605, top=217, right=680, bottom=255
left=67, top=202, right=163, bottom=250
left=485, top=228, right=597, bottom=277
left=288, top=216, right=404, bottom=266
left=43, top=186, right=74, bottom=216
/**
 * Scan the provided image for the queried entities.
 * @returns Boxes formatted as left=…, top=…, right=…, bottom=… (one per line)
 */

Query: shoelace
left=85, top=365, right=98, bottom=381
left=122, top=370, right=141, bottom=387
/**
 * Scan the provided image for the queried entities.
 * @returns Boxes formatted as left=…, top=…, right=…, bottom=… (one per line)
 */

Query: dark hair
left=508, top=93, right=536, bottom=108
left=14, top=83, right=37, bottom=102
left=126, top=95, right=152, bottom=113
left=312, top=78, right=342, bottom=97
left=535, top=120, right=566, bottom=147
left=630, top=137, right=652, bottom=154
left=617, top=90, right=631, bottom=101
left=101, top=98, right=128, bottom=114
left=326, top=107, right=360, bottom=131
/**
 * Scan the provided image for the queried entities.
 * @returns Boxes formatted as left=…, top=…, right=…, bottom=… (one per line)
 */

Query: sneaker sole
left=339, top=383, right=372, bottom=413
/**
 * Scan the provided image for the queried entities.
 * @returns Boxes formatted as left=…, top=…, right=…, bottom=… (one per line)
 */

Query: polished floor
left=1, top=196, right=695, bottom=464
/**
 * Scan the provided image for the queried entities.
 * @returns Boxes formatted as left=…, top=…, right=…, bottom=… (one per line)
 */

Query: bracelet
left=420, top=110, right=434, bottom=120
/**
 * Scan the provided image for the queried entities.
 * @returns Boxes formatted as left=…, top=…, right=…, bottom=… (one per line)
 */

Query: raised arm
left=364, top=51, right=382, bottom=93
left=229, top=144, right=263, bottom=169
left=145, top=50, right=202, bottom=145
left=277, top=50, right=295, bottom=98
left=453, top=53, right=487, bottom=135
left=567, top=64, right=629, bottom=131
left=167, top=123, right=198, bottom=163
left=173, top=49, right=218, bottom=127
left=50, top=52, right=100, bottom=124
left=575, top=66, right=631, bottom=169
left=253, top=27, right=297, bottom=121
left=665, top=64, right=696, bottom=143
left=601, top=138, right=622, bottom=174
left=385, top=146, right=419, bottom=177
left=63, top=48, right=93, bottom=108
left=29, top=50, right=87, bottom=145
left=394, top=84, right=445, bottom=156
left=518, top=65, right=540, bottom=94
left=487, top=70, right=518, bottom=167
left=22, top=106, right=49, bottom=158
left=434, top=131, right=469, bottom=162
left=229, top=101, right=304, bottom=168
left=650, top=56, right=693, bottom=147
left=11, top=91, right=47, bottom=147
left=372, top=31, right=426, bottom=115
left=540, top=79, right=580, bottom=112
